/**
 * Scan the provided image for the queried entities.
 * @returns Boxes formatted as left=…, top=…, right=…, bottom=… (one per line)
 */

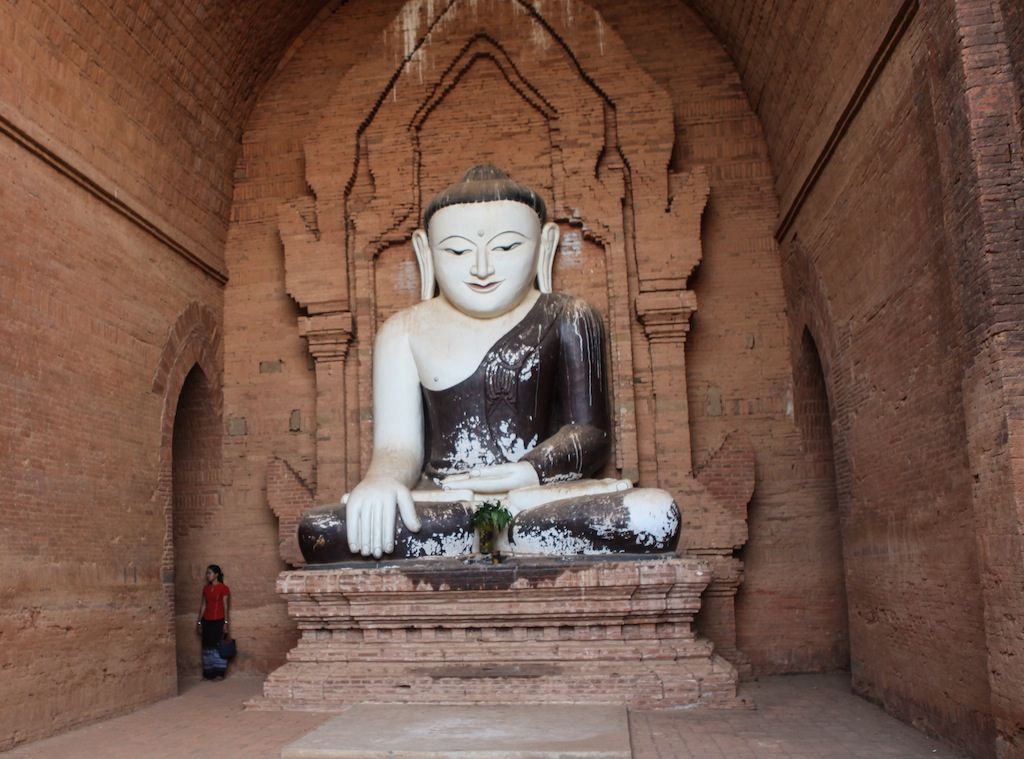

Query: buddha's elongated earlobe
left=412, top=229, right=435, bottom=301
left=536, top=221, right=560, bottom=294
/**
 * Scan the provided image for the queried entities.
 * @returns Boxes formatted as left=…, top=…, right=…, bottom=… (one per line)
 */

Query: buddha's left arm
left=521, top=298, right=610, bottom=482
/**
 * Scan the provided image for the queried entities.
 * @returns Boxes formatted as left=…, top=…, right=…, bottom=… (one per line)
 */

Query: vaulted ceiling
left=181, top=0, right=863, bottom=131
left=2, top=0, right=917, bottom=261
left=147, top=0, right=904, bottom=228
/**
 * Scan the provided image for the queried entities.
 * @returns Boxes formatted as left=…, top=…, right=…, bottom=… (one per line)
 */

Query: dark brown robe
left=422, top=292, right=610, bottom=485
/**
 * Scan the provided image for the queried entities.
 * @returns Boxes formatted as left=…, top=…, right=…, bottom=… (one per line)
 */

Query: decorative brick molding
left=296, top=312, right=355, bottom=495
left=273, top=0, right=716, bottom=494
left=268, top=456, right=315, bottom=568
left=249, top=557, right=741, bottom=711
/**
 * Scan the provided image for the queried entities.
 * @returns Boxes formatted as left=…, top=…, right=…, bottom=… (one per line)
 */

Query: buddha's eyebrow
left=438, top=235, right=473, bottom=245
left=488, top=230, right=528, bottom=241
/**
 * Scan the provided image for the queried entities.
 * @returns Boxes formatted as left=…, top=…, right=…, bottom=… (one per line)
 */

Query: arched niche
left=268, top=0, right=755, bottom=666
left=279, top=0, right=709, bottom=500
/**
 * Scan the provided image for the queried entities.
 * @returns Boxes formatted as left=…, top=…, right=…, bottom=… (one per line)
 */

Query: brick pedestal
left=249, top=555, right=740, bottom=711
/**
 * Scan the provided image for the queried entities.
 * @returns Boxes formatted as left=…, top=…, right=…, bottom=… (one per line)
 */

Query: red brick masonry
left=250, top=556, right=739, bottom=710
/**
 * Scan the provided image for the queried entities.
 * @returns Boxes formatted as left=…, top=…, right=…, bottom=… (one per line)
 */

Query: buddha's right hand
left=345, top=477, right=421, bottom=558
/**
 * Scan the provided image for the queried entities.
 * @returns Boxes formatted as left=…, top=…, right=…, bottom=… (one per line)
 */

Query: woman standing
left=196, top=564, right=231, bottom=680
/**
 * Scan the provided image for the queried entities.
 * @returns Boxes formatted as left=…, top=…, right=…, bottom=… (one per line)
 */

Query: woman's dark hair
left=423, top=164, right=547, bottom=229
left=207, top=564, right=223, bottom=582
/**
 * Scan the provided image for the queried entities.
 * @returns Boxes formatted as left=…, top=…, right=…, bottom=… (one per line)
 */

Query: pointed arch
left=150, top=302, right=223, bottom=677
left=773, top=236, right=851, bottom=671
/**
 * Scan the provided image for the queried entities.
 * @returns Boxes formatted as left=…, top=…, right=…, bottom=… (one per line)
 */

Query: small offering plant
left=471, top=500, right=513, bottom=564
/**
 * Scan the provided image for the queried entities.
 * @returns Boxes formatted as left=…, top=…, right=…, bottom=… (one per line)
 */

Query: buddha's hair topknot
left=423, top=165, right=547, bottom=228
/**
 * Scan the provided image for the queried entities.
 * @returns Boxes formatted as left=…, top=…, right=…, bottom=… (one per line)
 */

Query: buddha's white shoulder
left=380, top=298, right=454, bottom=340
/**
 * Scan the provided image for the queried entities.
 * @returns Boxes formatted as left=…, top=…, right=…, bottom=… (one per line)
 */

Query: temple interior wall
left=0, top=134, right=224, bottom=743
left=780, top=14, right=992, bottom=749
left=1, top=1, right=1022, bottom=757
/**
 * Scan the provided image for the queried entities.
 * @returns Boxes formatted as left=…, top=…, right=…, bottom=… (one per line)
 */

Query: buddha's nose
left=471, top=245, right=495, bottom=278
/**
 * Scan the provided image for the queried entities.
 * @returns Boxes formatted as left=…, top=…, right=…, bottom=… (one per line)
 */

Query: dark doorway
left=792, top=328, right=850, bottom=670
left=170, top=364, right=220, bottom=679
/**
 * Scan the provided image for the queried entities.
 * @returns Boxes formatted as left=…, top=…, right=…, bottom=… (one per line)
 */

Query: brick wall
left=3, top=1, right=1023, bottom=757
left=682, top=0, right=1024, bottom=754
left=0, top=134, right=223, bottom=748
left=0, top=1, right=323, bottom=272
left=0, top=0, right=234, bottom=749
left=779, top=13, right=994, bottom=756
left=920, top=0, right=1024, bottom=754
left=1003, top=0, right=1024, bottom=128
left=589, top=0, right=853, bottom=675
left=686, top=0, right=902, bottom=215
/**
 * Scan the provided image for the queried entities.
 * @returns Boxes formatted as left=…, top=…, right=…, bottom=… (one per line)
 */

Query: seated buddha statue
left=298, top=165, right=681, bottom=562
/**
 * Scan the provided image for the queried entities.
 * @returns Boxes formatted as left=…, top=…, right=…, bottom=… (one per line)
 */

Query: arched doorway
left=171, top=364, right=220, bottom=678
left=792, top=327, right=850, bottom=670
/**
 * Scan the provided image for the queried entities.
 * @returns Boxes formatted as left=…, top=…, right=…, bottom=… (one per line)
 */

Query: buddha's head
left=412, top=165, right=560, bottom=318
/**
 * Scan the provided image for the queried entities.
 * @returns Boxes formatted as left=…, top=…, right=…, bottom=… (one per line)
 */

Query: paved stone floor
left=2, top=673, right=971, bottom=758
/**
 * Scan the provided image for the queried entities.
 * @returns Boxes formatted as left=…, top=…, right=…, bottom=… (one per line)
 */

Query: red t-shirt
left=202, top=582, right=230, bottom=620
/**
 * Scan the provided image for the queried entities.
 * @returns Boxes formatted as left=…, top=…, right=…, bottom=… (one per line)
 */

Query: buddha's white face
left=427, top=201, right=542, bottom=319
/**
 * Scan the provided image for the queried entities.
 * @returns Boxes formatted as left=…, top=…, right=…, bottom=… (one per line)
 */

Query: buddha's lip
left=466, top=280, right=502, bottom=292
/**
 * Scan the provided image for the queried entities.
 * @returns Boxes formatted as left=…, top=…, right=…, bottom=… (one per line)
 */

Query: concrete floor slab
left=280, top=703, right=631, bottom=759
left=0, top=674, right=973, bottom=759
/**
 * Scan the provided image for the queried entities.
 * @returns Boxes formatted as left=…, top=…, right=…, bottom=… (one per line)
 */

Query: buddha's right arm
left=367, top=314, right=425, bottom=486
left=345, top=315, right=425, bottom=556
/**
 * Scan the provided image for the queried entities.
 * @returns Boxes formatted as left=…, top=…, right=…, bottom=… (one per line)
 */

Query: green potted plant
left=471, top=500, right=513, bottom=564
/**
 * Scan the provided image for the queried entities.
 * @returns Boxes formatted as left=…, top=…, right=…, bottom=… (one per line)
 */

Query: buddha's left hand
left=442, top=461, right=540, bottom=494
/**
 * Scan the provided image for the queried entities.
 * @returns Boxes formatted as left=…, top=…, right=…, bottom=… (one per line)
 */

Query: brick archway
left=151, top=302, right=222, bottom=677
left=772, top=236, right=851, bottom=672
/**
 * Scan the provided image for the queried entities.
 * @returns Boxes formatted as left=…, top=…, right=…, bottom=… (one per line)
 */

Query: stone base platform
left=248, top=555, right=740, bottom=711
